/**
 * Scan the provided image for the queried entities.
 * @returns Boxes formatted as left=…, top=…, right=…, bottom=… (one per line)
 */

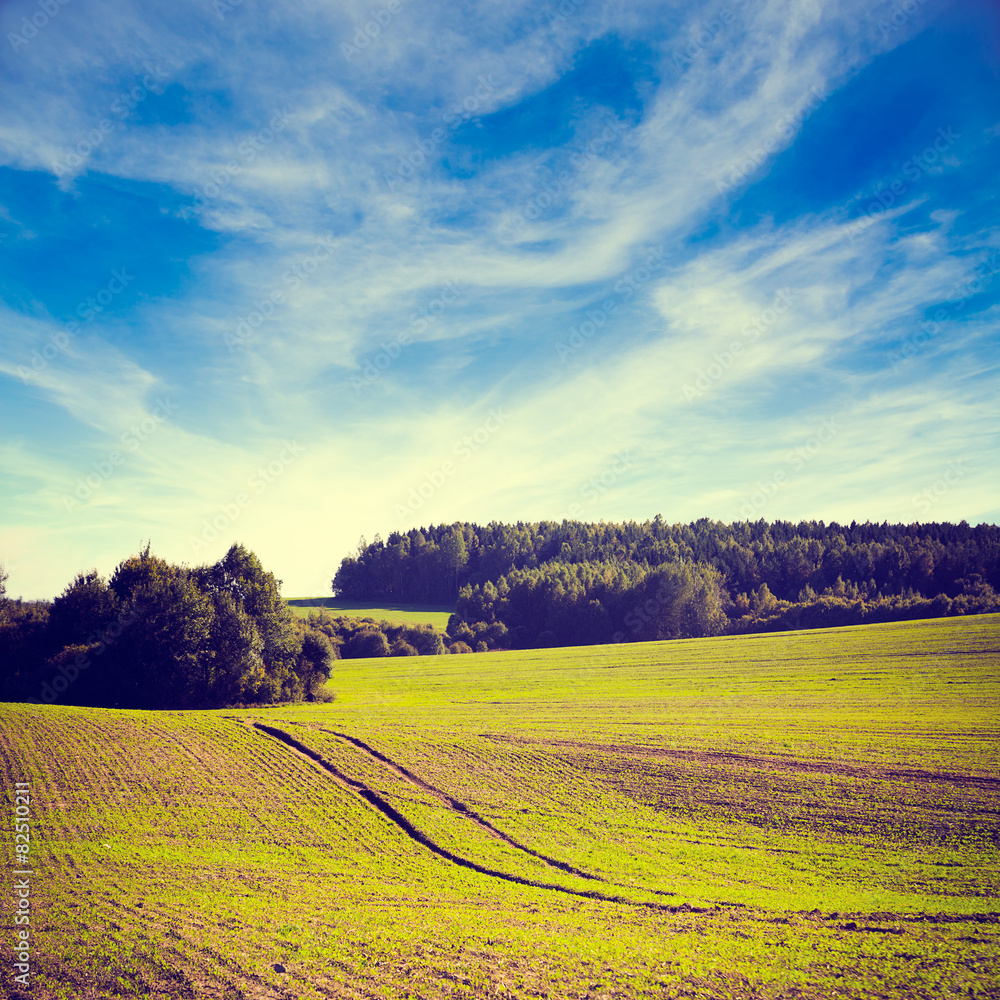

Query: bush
left=296, top=626, right=336, bottom=699
left=402, top=624, right=445, bottom=655
left=343, top=629, right=391, bottom=658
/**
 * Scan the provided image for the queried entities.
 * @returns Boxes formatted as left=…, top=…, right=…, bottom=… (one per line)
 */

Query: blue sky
left=1, top=0, right=998, bottom=600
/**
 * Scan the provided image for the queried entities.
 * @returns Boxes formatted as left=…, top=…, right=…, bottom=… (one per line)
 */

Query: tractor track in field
left=248, top=722, right=718, bottom=914
left=320, top=728, right=599, bottom=881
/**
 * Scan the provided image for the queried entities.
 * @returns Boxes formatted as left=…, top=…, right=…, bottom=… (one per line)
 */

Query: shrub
left=343, top=629, right=391, bottom=658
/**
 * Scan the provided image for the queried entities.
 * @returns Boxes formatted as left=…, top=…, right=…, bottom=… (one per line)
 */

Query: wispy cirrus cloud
left=0, top=0, right=997, bottom=598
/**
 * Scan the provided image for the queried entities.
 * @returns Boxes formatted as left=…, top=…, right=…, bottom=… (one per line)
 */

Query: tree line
left=0, top=544, right=335, bottom=708
left=333, top=518, right=1000, bottom=649
left=4, top=519, right=997, bottom=703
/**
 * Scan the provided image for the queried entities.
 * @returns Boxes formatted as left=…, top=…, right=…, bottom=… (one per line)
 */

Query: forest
left=333, top=518, right=1000, bottom=649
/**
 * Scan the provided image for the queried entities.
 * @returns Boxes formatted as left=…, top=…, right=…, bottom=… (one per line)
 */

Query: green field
left=286, top=596, right=454, bottom=629
left=2, top=615, right=999, bottom=999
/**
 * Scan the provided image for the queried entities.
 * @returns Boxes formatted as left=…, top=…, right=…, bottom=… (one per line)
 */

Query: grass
left=286, top=596, right=454, bottom=629
left=1, top=614, right=998, bottom=999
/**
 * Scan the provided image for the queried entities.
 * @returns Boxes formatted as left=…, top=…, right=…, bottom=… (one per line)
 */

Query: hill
left=1, top=615, right=998, bottom=998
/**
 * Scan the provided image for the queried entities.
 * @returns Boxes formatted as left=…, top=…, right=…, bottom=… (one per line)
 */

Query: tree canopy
left=333, top=518, right=1000, bottom=650
left=0, top=544, right=335, bottom=708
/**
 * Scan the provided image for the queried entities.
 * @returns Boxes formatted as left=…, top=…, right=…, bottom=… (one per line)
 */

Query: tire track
left=249, top=722, right=703, bottom=913
left=322, top=729, right=599, bottom=882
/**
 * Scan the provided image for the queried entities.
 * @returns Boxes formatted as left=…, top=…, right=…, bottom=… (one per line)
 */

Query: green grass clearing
left=286, top=596, right=454, bottom=629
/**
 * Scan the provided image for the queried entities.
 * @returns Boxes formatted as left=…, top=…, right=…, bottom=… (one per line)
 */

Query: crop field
left=1, top=615, right=999, bottom=999
left=285, top=598, right=453, bottom=629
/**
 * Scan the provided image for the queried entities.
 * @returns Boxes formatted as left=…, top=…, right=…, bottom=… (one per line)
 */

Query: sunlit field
left=286, top=597, right=453, bottom=630
left=2, top=615, right=998, bottom=999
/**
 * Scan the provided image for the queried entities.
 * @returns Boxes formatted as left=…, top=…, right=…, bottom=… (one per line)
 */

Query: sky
left=0, top=0, right=998, bottom=601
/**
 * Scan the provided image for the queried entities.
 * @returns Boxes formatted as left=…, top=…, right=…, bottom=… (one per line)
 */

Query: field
left=286, top=597, right=453, bottom=630
left=1, top=615, right=999, bottom=999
